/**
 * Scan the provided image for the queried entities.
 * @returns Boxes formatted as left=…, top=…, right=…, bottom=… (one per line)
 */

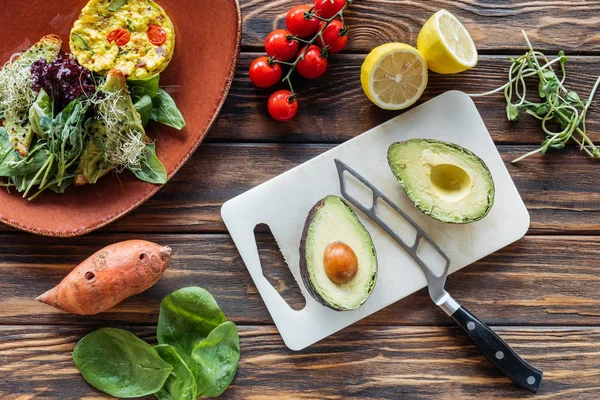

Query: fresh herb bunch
left=472, top=31, right=600, bottom=162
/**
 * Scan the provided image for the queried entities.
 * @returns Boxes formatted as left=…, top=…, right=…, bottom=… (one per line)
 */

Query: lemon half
left=417, top=9, right=478, bottom=74
left=360, top=43, right=428, bottom=110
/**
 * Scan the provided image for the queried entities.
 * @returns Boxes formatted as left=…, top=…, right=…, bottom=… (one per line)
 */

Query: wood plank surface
left=37, top=144, right=600, bottom=234
left=240, top=0, right=600, bottom=54
left=209, top=54, right=600, bottom=144
left=3, top=1, right=600, bottom=398
left=2, top=144, right=598, bottom=235
left=2, top=325, right=600, bottom=399
left=1, top=233, right=600, bottom=327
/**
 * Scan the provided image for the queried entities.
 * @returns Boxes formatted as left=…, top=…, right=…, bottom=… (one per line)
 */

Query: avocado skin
left=299, top=196, right=378, bottom=311
left=387, top=139, right=496, bottom=224
left=299, top=197, right=334, bottom=310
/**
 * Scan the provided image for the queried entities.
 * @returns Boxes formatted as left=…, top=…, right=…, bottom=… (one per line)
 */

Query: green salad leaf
left=157, top=287, right=227, bottom=361
left=154, top=344, right=197, bottom=400
left=72, top=328, right=173, bottom=398
left=191, top=321, right=241, bottom=397
left=151, top=89, right=186, bottom=130
left=28, top=89, right=52, bottom=137
left=128, top=74, right=160, bottom=100
left=128, top=143, right=168, bottom=184
left=0, top=127, right=49, bottom=177
left=133, top=94, right=153, bottom=127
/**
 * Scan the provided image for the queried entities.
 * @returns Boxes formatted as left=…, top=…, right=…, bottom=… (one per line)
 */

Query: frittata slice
left=0, top=35, right=61, bottom=157
left=70, top=0, right=175, bottom=79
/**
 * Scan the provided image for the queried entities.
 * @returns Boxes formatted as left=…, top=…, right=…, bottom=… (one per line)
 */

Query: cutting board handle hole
left=342, top=170, right=374, bottom=209
left=254, top=224, right=306, bottom=311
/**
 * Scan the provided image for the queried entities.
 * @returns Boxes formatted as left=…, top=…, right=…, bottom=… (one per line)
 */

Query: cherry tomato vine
left=250, top=0, right=353, bottom=121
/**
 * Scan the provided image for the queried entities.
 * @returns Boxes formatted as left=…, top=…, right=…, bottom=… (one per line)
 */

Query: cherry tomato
left=249, top=57, right=282, bottom=88
left=313, top=0, right=346, bottom=19
left=296, top=45, right=328, bottom=79
left=107, top=28, right=131, bottom=46
left=265, top=29, right=299, bottom=61
left=268, top=90, right=298, bottom=122
left=317, top=20, right=348, bottom=53
left=147, top=24, right=167, bottom=46
left=286, top=5, right=320, bottom=37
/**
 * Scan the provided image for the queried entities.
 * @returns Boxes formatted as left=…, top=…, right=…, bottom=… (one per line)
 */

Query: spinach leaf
left=28, top=89, right=52, bottom=137
left=108, top=0, right=129, bottom=12
left=190, top=321, right=240, bottom=398
left=0, top=128, right=49, bottom=177
left=128, top=143, right=167, bottom=184
left=157, top=287, right=227, bottom=363
left=73, top=328, right=172, bottom=398
left=0, top=128, right=13, bottom=169
left=153, top=344, right=197, bottom=400
left=134, top=94, right=153, bottom=127
left=128, top=74, right=160, bottom=100
left=151, top=89, right=186, bottom=130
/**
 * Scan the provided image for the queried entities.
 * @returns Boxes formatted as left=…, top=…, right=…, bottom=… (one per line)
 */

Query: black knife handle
left=451, top=306, right=543, bottom=393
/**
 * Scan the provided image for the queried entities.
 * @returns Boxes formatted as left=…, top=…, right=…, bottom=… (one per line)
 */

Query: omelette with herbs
left=70, top=0, right=175, bottom=79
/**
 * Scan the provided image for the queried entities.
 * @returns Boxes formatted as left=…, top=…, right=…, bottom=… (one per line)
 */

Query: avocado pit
left=323, top=241, right=358, bottom=285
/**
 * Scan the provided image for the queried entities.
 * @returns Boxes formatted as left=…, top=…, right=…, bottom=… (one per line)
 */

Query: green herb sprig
left=470, top=31, right=600, bottom=163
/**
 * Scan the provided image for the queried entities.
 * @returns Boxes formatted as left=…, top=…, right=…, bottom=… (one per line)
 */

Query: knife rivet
left=467, top=321, right=475, bottom=331
left=527, top=376, right=536, bottom=385
left=495, top=351, right=504, bottom=360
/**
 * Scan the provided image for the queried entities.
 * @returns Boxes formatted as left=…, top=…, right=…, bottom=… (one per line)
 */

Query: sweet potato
left=37, top=240, right=172, bottom=315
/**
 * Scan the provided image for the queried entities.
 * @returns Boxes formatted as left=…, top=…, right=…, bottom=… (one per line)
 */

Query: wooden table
left=3, top=1, right=600, bottom=398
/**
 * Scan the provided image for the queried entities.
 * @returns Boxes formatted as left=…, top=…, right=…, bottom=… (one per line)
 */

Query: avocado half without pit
left=299, top=196, right=378, bottom=311
left=387, top=139, right=495, bottom=224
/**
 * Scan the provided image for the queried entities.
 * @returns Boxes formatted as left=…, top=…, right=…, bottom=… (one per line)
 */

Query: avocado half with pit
left=387, top=139, right=495, bottom=224
left=299, top=196, right=378, bottom=311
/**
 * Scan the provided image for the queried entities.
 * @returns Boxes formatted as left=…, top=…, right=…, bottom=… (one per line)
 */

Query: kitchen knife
left=334, top=158, right=543, bottom=394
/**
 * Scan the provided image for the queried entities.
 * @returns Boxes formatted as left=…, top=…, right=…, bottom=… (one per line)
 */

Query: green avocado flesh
left=387, top=139, right=495, bottom=224
left=300, top=196, right=378, bottom=311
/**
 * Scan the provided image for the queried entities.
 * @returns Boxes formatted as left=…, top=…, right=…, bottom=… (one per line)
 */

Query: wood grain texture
left=2, top=325, right=600, bottom=399
left=1, top=233, right=600, bottom=327
left=240, top=0, right=600, bottom=54
left=208, top=54, right=600, bottom=144
left=2, top=143, right=597, bottom=235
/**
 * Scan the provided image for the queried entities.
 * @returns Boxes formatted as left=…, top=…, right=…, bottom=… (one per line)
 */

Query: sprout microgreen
left=470, top=31, right=600, bottom=162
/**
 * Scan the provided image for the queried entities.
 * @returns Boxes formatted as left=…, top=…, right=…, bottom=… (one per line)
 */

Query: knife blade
left=334, top=158, right=543, bottom=393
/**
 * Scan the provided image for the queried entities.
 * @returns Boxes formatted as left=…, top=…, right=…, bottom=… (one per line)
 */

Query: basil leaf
left=151, top=89, right=186, bottom=130
left=154, top=344, right=197, bottom=400
left=108, top=0, right=129, bottom=12
left=190, top=321, right=240, bottom=398
left=128, top=74, right=160, bottom=100
left=157, top=287, right=227, bottom=364
left=73, top=328, right=172, bottom=398
left=134, top=94, right=153, bottom=127
left=128, top=143, right=167, bottom=184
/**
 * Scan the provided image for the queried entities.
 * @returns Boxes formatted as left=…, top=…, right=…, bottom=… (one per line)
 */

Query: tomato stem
left=278, top=0, right=353, bottom=95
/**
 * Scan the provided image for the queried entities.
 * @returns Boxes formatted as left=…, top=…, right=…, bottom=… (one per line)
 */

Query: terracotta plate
left=0, top=0, right=241, bottom=237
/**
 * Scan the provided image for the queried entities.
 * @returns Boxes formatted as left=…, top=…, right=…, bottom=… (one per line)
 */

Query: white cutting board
left=222, top=91, right=530, bottom=351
